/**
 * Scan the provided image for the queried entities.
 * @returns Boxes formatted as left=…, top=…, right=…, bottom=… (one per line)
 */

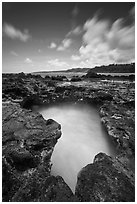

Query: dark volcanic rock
left=93, top=90, right=113, bottom=103
left=70, top=76, right=82, bottom=82
left=21, top=94, right=43, bottom=110
left=100, top=101, right=135, bottom=157
left=2, top=102, right=77, bottom=201
left=12, top=175, right=78, bottom=202
left=85, top=71, right=100, bottom=78
left=2, top=157, right=21, bottom=202
left=75, top=153, right=135, bottom=202
left=2, top=73, right=135, bottom=202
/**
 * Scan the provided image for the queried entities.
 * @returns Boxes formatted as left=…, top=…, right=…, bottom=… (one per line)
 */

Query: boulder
left=2, top=102, right=63, bottom=201
left=75, top=153, right=135, bottom=202
left=100, top=102, right=135, bottom=156
left=2, top=73, right=135, bottom=202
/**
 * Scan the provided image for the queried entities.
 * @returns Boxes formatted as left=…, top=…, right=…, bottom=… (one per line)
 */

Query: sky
left=2, top=2, right=135, bottom=73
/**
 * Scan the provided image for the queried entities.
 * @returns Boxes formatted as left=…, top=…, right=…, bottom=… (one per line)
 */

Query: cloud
left=107, top=19, right=135, bottom=50
left=3, top=23, right=31, bottom=42
left=49, top=42, right=57, bottom=49
left=10, top=50, right=18, bottom=57
left=71, top=55, right=81, bottom=61
left=77, top=14, right=135, bottom=67
left=25, top=58, right=33, bottom=63
left=57, top=46, right=65, bottom=51
left=63, top=39, right=72, bottom=48
left=67, top=26, right=83, bottom=37
left=57, top=38, right=72, bottom=51
left=48, top=59, right=69, bottom=69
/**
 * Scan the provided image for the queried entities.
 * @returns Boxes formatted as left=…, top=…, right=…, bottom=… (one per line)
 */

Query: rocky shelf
left=2, top=73, right=135, bottom=202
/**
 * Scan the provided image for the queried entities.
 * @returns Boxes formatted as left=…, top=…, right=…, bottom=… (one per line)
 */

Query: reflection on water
left=40, top=103, right=116, bottom=192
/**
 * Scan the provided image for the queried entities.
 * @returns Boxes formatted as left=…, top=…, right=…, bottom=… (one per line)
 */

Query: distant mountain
left=89, top=63, right=135, bottom=73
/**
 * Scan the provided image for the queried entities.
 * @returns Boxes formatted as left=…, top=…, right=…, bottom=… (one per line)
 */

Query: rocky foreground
left=2, top=73, right=135, bottom=201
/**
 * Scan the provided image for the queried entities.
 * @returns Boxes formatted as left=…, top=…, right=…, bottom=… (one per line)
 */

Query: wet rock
left=75, top=153, right=135, bottom=202
left=2, top=102, right=62, bottom=201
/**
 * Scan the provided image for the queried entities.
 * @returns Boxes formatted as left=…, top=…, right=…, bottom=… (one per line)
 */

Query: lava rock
left=2, top=73, right=135, bottom=202
left=12, top=175, right=78, bottom=202
left=100, top=102, right=135, bottom=156
left=75, top=153, right=135, bottom=202
left=2, top=157, right=22, bottom=202
left=21, top=94, right=43, bottom=110
left=2, top=102, right=62, bottom=201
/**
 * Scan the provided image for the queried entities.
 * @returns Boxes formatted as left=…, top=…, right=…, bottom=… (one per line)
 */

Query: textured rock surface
left=12, top=175, right=78, bottom=202
left=2, top=102, right=77, bottom=201
left=2, top=73, right=135, bottom=202
left=75, top=153, right=135, bottom=202
left=100, top=101, right=135, bottom=157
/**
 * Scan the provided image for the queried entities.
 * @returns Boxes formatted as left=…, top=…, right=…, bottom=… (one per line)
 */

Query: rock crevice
left=2, top=73, right=135, bottom=201
left=2, top=102, right=77, bottom=202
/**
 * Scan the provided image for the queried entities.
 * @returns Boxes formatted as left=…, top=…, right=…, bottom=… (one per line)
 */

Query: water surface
left=40, top=103, right=116, bottom=192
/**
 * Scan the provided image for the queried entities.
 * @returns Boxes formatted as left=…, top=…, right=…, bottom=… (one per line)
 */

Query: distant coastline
left=32, top=63, right=135, bottom=75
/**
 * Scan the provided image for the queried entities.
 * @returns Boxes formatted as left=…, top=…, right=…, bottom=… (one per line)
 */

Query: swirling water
left=40, top=103, right=116, bottom=192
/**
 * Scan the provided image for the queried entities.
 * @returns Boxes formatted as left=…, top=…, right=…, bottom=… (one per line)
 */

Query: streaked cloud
left=57, top=38, right=72, bottom=51
left=77, top=8, right=135, bottom=67
left=49, top=42, right=57, bottom=49
left=10, top=50, right=18, bottom=57
left=3, top=23, right=31, bottom=42
left=25, top=58, right=33, bottom=63
left=2, top=3, right=135, bottom=73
